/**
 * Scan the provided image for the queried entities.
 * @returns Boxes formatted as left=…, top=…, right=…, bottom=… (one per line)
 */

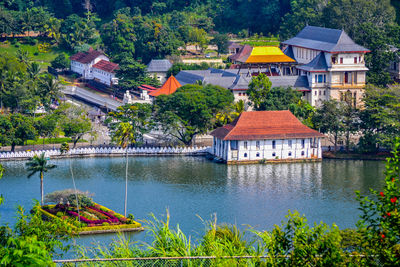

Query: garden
left=39, top=190, right=142, bottom=234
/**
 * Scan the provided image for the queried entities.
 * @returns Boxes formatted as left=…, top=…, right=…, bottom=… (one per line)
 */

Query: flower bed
left=39, top=202, right=142, bottom=234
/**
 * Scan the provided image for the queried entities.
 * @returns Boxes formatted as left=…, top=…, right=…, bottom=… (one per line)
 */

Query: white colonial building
left=210, top=110, right=324, bottom=164
left=282, top=26, right=370, bottom=106
left=92, top=60, right=119, bottom=86
left=70, top=48, right=109, bottom=80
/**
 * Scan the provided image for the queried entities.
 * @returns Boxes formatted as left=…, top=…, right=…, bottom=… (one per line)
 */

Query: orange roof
left=210, top=110, right=324, bottom=140
left=149, top=75, right=182, bottom=97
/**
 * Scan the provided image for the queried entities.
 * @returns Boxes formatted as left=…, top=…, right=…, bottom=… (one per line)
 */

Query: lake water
left=0, top=156, right=386, bottom=254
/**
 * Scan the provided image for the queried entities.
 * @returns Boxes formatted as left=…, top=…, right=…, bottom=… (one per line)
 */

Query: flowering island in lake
left=39, top=190, right=142, bottom=234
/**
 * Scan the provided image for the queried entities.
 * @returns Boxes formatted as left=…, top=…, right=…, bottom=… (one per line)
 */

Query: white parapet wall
left=0, top=146, right=212, bottom=161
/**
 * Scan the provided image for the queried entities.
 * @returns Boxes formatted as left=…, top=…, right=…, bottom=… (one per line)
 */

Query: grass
left=0, top=41, right=69, bottom=69
left=26, top=137, right=88, bottom=145
left=240, top=40, right=280, bottom=46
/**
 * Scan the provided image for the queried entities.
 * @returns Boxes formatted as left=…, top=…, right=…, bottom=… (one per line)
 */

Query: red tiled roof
left=92, top=60, right=119, bottom=73
left=229, top=45, right=252, bottom=62
left=149, top=75, right=182, bottom=97
left=210, top=110, right=325, bottom=140
left=70, top=49, right=104, bottom=64
left=139, top=84, right=159, bottom=91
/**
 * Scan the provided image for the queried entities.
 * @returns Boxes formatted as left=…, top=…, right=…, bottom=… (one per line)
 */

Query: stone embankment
left=0, top=146, right=211, bottom=161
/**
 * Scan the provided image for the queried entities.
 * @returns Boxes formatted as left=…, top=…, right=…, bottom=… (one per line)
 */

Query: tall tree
left=112, top=122, right=135, bottom=217
left=155, top=84, right=234, bottom=145
left=26, top=153, right=57, bottom=206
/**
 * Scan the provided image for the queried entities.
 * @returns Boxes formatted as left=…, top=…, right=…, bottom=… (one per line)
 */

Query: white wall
left=212, top=137, right=322, bottom=162
left=149, top=72, right=167, bottom=83
left=93, top=68, right=117, bottom=86
left=70, top=55, right=109, bottom=79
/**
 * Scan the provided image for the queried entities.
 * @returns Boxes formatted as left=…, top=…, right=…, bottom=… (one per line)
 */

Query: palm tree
left=113, top=122, right=136, bottom=216
left=26, top=153, right=57, bottom=206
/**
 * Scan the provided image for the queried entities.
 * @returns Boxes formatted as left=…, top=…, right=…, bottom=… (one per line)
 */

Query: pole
left=124, top=147, right=128, bottom=217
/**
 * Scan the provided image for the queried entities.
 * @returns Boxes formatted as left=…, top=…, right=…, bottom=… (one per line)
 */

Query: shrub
left=33, top=51, right=39, bottom=56
left=356, top=139, right=400, bottom=265
left=56, top=212, right=64, bottom=217
left=102, top=222, right=109, bottom=226
left=45, top=189, right=93, bottom=204
left=14, top=42, right=20, bottom=48
left=67, top=194, right=94, bottom=208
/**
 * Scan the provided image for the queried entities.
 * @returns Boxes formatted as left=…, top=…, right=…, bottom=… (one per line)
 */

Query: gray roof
left=297, top=52, right=328, bottom=72
left=175, top=68, right=309, bottom=91
left=147, top=59, right=172, bottom=72
left=229, top=75, right=250, bottom=90
left=283, top=46, right=296, bottom=61
left=268, top=76, right=309, bottom=91
left=282, top=26, right=369, bottom=53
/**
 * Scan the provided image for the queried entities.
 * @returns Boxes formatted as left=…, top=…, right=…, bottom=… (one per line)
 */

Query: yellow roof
left=244, top=46, right=296, bottom=63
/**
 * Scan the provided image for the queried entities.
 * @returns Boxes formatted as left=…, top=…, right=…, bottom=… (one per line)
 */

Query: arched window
left=244, top=153, right=248, bottom=158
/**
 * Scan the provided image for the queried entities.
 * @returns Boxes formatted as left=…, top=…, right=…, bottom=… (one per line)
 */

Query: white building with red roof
left=70, top=48, right=109, bottom=80
left=92, top=60, right=119, bottom=86
left=210, top=110, right=324, bottom=163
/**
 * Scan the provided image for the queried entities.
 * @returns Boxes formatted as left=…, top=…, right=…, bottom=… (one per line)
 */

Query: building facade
left=282, top=26, right=369, bottom=106
left=92, top=60, right=119, bottom=86
left=70, top=48, right=109, bottom=80
left=147, top=59, right=173, bottom=83
left=210, top=110, right=324, bottom=164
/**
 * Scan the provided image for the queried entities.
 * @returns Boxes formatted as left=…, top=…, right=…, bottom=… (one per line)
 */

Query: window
left=340, top=58, right=343, bottom=64
left=272, top=152, right=276, bottom=157
left=319, top=90, right=321, bottom=96
left=315, top=75, right=317, bottom=83
left=272, top=140, right=276, bottom=149
left=239, top=93, right=242, bottom=96
left=244, top=141, right=248, bottom=149
left=354, top=57, right=357, bottom=64
left=315, top=91, right=317, bottom=96
left=288, top=140, right=292, bottom=148
left=323, top=90, right=326, bottom=95
left=244, top=153, right=248, bottom=157
left=332, top=57, right=337, bottom=64
left=318, top=74, right=323, bottom=83
left=359, top=56, right=362, bottom=63
left=301, top=151, right=305, bottom=156
left=301, top=139, right=305, bottom=148
left=256, top=141, right=260, bottom=149
left=288, top=152, right=292, bottom=156
left=256, top=152, right=260, bottom=157
left=230, top=141, right=238, bottom=150
left=324, top=75, right=326, bottom=83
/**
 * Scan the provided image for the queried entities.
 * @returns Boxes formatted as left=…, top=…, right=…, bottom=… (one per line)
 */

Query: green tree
left=155, top=84, right=234, bottom=145
left=359, top=84, right=400, bottom=149
left=323, top=0, right=395, bottom=38
left=312, top=100, right=343, bottom=152
left=280, top=0, right=326, bottom=39
left=26, top=153, right=57, bottom=206
left=116, top=58, right=159, bottom=90
left=247, top=73, right=272, bottom=110
left=56, top=103, right=92, bottom=148
left=51, top=54, right=70, bottom=71
left=35, top=114, right=57, bottom=148
left=107, top=103, right=153, bottom=144
left=112, top=122, right=135, bottom=217
left=211, top=33, right=229, bottom=55
left=38, top=74, right=62, bottom=110
left=0, top=113, right=37, bottom=151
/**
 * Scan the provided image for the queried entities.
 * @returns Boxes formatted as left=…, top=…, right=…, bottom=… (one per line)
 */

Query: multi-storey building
left=282, top=26, right=370, bottom=106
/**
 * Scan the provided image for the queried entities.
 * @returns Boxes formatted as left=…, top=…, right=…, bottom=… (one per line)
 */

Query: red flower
left=391, top=197, right=397, bottom=203
left=380, top=192, right=384, bottom=197
left=387, top=212, right=391, bottom=217
left=392, top=178, right=396, bottom=182
left=381, top=233, right=385, bottom=239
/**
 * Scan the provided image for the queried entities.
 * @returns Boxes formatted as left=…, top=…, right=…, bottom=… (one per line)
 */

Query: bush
left=33, top=51, right=39, bottom=56
left=56, top=212, right=64, bottom=217
left=67, top=194, right=94, bottom=208
left=14, top=42, right=20, bottom=48
left=102, top=222, right=109, bottom=226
